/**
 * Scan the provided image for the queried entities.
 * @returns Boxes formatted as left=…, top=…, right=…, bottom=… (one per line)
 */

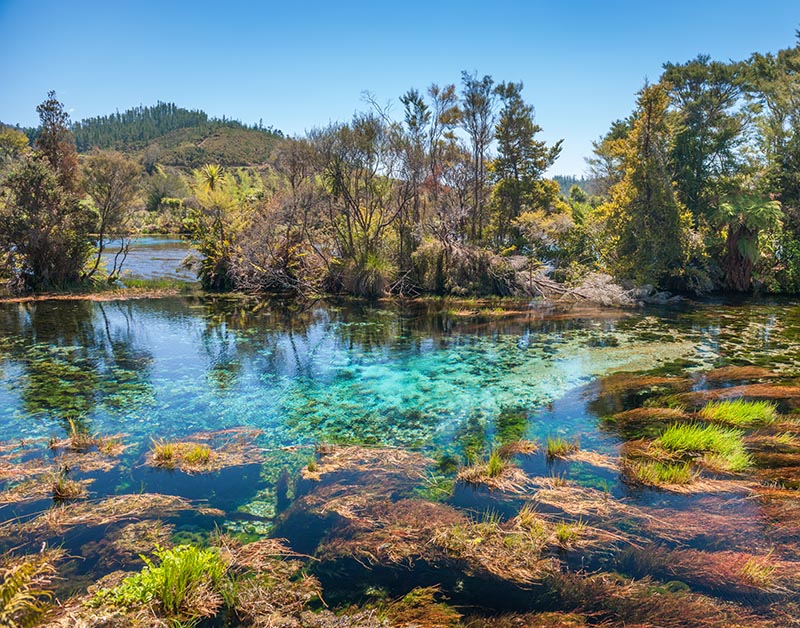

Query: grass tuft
left=546, top=436, right=579, bottom=458
left=699, top=399, right=777, bottom=426
left=51, top=475, right=86, bottom=501
left=486, top=450, right=506, bottom=478
left=657, top=423, right=751, bottom=472
left=629, top=460, right=695, bottom=486
left=184, top=444, right=211, bottom=466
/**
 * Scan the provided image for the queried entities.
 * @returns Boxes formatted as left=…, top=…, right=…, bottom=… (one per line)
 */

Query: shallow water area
left=3, top=295, right=800, bottom=624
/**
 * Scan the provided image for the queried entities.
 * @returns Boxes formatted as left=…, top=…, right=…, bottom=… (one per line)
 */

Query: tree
left=0, top=94, right=94, bottom=293
left=83, top=149, right=141, bottom=280
left=662, top=55, right=745, bottom=224
left=0, top=158, right=94, bottom=292
left=460, top=72, right=495, bottom=241
left=34, top=91, right=80, bottom=193
left=599, top=82, right=690, bottom=286
left=716, top=189, right=782, bottom=291
left=0, top=126, right=30, bottom=166
left=491, top=81, right=563, bottom=246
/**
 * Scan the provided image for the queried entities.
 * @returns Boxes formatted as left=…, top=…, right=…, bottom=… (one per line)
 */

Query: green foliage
left=71, top=102, right=282, bottom=156
left=486, top=450, right=506, bottom=478
left=657, top=423, right=751, bottom=471
left=0, top=554, right=57, bottom=628
left=546, top=436, right=579, bottom=458
left=93, top=544, right=229, bottom=626
left=184, top=444, right=211, bottom=466
left=699, top=399, right=777, bottom=426
left=0, top=156, right=95, bottom=292
left=597, top=82, right=691, bottom=287
left=629, top=459, right=695, bottom=485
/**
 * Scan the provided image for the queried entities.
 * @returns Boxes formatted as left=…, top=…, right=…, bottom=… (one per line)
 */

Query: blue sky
left=0, top=0, right=797, bottom=174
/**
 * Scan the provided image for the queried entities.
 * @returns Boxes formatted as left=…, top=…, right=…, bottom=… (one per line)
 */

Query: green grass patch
left=546, top=436, right=579, bottom=458
left=657, top=423, right=752, bottom=472
left=629, top=460, right=695, bottom=485
left=184, top=444, right=211, bottom=466
left=486, top=450, right=506, bottom=478
left=699, top=399, right=777, bottom=426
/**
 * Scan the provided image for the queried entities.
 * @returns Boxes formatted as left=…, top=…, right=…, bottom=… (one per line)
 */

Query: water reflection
left=0, top=296, right=798, bottom=457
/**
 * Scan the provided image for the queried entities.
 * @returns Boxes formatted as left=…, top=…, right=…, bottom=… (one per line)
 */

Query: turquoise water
left=3, top=295, right=798, bottom=459
left=0, top=298, right=702, bottom=452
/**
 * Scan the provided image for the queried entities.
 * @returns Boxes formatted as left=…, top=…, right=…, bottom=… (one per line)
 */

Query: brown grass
left=697, top=365, right=777, bottom=382
left=497, top=439, right=539, bottom=458
left=676, top=383, right=800, bottom=405
left=300, top=445, right=433, bottom=483
left=3, top=493, right=194, bottom=537
left=146, top=428, right=262, bottom=473
left=456, top=462, right=532, bottom=493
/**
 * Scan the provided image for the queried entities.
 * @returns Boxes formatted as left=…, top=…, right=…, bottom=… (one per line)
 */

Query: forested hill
left=27, top=102, right=284, bottom=168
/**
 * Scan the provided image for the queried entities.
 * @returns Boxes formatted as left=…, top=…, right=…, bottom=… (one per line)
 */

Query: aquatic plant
left=184, top=444, right=211, bottom=466
left=486, top=450, right=506, bottom=478
left=51, top=475, right=86, bottom=501
left=740, top=550, right=777, bottom=588
left=628, top=460, right=695, bottom=486
left=379, top=586, right=462, bottom=627
left=546, top=436, right=579, bottom=458
left=151, top=439, right=175, bottom=465
left=66, top=418, right=97, bottom=452
left=657, top=423, right=752, bottom=471
left=555, top=520, right=585, bottom=546
left=699, top=399, right=777, bottom=426
left=0, top=552, right=60, bottom=628
left=93, top=544, right=230, bottom=626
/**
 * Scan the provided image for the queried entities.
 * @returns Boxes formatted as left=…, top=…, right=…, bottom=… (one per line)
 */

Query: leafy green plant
left=93, top=545, right=229, bottom=626
left=0, top=554, right=58, bottom=627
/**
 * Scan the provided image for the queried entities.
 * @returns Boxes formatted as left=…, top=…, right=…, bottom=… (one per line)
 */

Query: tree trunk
left=724, top=223, right=755, bottom=292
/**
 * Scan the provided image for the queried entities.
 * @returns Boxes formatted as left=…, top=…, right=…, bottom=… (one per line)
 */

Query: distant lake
left=101, top=234, right=198, bottom=282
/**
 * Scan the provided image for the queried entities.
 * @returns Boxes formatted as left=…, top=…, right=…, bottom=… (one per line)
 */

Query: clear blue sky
left=1, top=0, right=797, bottom=175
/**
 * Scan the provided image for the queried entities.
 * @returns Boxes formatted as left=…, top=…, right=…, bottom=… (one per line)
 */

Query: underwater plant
left=628, top=460, right=695, bottom=486
left=51, top=475, right=85, bottom=501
